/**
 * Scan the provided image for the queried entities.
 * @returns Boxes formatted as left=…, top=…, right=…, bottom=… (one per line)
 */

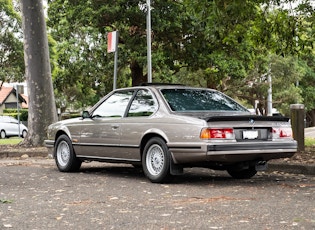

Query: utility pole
left=15, top=84, right=21, bottom=138
left=146, top=0, right=152, bottom=83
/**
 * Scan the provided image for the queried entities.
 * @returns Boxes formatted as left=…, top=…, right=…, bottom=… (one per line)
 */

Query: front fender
left=47, top=123, right=73, bottom=142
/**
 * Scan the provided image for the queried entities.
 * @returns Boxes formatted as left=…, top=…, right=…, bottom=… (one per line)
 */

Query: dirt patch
left=270, top=146, right=315, bottom=165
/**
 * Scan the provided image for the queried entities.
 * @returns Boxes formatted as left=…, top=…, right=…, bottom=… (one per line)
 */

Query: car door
left=5, top=117, right=19, bottom=136
left=75, top=90, right=135, bottom=159
left=119, top=89, right=159, bottom=160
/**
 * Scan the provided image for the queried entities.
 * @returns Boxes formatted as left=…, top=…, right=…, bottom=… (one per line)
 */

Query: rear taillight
left=200, top=128, right=234, bottom=139
left=272, top=128, right=293, bottom=138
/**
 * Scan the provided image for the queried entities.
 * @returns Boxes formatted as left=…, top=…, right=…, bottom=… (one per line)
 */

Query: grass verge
left=0, top=138, right=23, bottom=145
left=305, top=137, right=315, bottom=147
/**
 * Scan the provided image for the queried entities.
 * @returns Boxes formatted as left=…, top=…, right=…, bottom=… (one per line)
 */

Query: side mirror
left=81, top=111, right=91, bottom=119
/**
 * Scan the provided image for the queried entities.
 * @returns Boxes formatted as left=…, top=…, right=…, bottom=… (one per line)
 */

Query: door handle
left=111, top=125, right=119, bottom=130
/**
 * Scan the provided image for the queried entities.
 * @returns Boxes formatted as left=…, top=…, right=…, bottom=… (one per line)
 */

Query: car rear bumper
left=168, top=140, right=297, bottom=164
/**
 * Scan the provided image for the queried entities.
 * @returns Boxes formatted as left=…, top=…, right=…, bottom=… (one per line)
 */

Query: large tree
left=20, top=0, right=57, bottom=146
left=47, top=0, right=314, bottom=121
left=47, top=0, right=191, bottom=102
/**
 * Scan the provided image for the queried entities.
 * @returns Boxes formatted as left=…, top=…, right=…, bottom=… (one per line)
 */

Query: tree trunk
left=306, top=109, right=315, bottom=127
left=20, top=0, right=57, bottom=146
left=206, top=74, right=218, bottom=90
left=130, top=60, right=146, bottom=86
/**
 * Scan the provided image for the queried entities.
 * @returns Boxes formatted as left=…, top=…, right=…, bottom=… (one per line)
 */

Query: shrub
left=3, top=109, right=28, bottom=121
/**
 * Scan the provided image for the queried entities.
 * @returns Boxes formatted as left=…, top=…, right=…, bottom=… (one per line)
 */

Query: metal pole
left=15, top=85, right=21, bottom=138
left=113, top=31, right=119, bottom=90
left=146, top=0, right=152, bottom=83
left=267, top=68, right=272, bottom=116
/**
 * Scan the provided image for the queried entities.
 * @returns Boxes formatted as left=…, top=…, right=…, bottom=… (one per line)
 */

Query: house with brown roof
left=0, top=86, right=28, bottom=114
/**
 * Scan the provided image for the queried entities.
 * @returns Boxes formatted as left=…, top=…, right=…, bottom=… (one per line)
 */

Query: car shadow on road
left=80, top=163, right=145, bottom=180
left=76, top=163, right=272, bottom=186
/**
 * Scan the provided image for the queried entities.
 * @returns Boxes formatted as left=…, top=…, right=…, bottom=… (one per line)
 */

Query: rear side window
left=127, top=89, right=157, bottom=117
left=161, top=89, right=247, bottom=112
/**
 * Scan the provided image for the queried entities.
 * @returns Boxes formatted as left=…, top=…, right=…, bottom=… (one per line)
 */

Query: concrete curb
left=268, top=162, right=315, bottom=175
left=0, top=150, right=48, bottom=158
left=1, top=151, right=314, bottom=176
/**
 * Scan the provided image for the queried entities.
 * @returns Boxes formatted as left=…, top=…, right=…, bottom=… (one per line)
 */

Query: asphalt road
left=0, top=158, right=314, bottom=230
left=305, top=127, right=315, bottom=138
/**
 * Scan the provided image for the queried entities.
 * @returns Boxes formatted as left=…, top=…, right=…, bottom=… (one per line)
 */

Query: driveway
left=0, top=159, right=314, bottom=229
left=305, top=127, right=315, bottom=138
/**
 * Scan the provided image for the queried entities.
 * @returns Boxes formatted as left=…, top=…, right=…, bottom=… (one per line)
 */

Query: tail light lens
left=272, top=128, right=293, bottom=138
left=200, top=128, right=234, bottom=139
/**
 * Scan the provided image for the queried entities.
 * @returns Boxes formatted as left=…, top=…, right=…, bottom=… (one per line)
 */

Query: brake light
left=272, top=128, right=293, bottom=138
left=200, top=128, right=234, bottom=139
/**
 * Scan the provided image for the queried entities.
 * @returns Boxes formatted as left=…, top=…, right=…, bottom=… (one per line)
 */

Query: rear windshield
left=161, top=89, right=247, bottom=112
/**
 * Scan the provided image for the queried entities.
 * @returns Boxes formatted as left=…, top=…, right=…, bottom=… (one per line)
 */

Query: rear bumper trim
left=207, top=142, right=297, bottom=152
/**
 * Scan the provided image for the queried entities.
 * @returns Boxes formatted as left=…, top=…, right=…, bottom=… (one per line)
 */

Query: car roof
left=140, top=83, right=185, bottom=87
left=0, top=115, right=11, bottom=119
left=117, top=83, right=218, bottom=92
left=0, top=116, right=14, bottom=121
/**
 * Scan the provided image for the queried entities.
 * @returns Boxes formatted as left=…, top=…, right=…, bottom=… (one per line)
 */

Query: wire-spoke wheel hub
left=56, top=140, right=70, bottom=167
left=146, top=144, right=165, bottom=176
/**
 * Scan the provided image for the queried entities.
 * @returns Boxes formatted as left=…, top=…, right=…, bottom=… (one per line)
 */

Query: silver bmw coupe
left=45, top=84, right=297, bottom=183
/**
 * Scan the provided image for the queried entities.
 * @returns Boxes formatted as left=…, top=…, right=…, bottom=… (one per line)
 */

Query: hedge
left=2, top=109, right=28, bottom=121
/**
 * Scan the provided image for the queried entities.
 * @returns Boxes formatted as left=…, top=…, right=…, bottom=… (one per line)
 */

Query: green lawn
left=0, top=138, right=23, bottom=145
left=305, top=137, right=315, bottom=147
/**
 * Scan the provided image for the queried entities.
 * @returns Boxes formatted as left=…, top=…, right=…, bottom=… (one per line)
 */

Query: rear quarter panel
left=119, top=113, right=206, bottom=146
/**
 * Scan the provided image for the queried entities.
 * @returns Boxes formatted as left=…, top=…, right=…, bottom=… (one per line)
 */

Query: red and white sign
left=107, top=31, right=117, bottom=53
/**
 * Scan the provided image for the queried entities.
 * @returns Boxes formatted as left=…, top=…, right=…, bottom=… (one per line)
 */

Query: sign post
left=107, top=31, right=119, bottom=90
left=15, top=84, right=21, bottom=137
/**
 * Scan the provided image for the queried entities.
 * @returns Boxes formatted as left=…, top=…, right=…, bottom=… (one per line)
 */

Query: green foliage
left=0, top=0, right=25, bottom=82
left=226, top=54, right=306, bottom=116
left=299, top=52, right=315, bottom=112
left=305, top=137, right=315, bottom=147
left=32, top=0, right=315, bottom=119
left=0, top=198, right=13, bottom=203
left=3, top=109, right=28, bottom=121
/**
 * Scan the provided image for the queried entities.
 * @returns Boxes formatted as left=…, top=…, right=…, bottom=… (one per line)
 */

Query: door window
left=92, top=90, right=134, bottom=117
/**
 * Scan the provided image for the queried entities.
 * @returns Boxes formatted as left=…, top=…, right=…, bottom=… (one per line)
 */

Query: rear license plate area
left=243, top=130, right=258, bottom=139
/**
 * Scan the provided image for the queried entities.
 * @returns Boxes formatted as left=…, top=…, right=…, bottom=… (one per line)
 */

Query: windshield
left=161, top=88, right=247, bottom=112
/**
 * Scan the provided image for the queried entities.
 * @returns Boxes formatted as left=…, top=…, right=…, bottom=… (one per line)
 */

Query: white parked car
left=0, top=116, right=28, bottom=139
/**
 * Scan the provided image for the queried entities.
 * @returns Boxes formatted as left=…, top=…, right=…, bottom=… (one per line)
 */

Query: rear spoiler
left=205, top=115, right=290, bottom=122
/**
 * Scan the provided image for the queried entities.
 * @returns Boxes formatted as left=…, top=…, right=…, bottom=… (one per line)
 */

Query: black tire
left=0, top=130, right=6, bottom=139
left=142, top=137, right=171, bottom=183
left=22, top=130, right=27, bottom=138
left=54, top=134, right=82, bottom=172
left=227, top=167, right=257, bottom=179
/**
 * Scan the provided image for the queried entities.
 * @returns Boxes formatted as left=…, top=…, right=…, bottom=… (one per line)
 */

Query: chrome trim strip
left=76, top=155, right=140, bottom=162
left=44, top=140, right=55, bottom=148
left=207, top=149, right=297, bottom=155
left=207, top=142, right=297, bottom=152
left=73, top=143, right=138, bottom=148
